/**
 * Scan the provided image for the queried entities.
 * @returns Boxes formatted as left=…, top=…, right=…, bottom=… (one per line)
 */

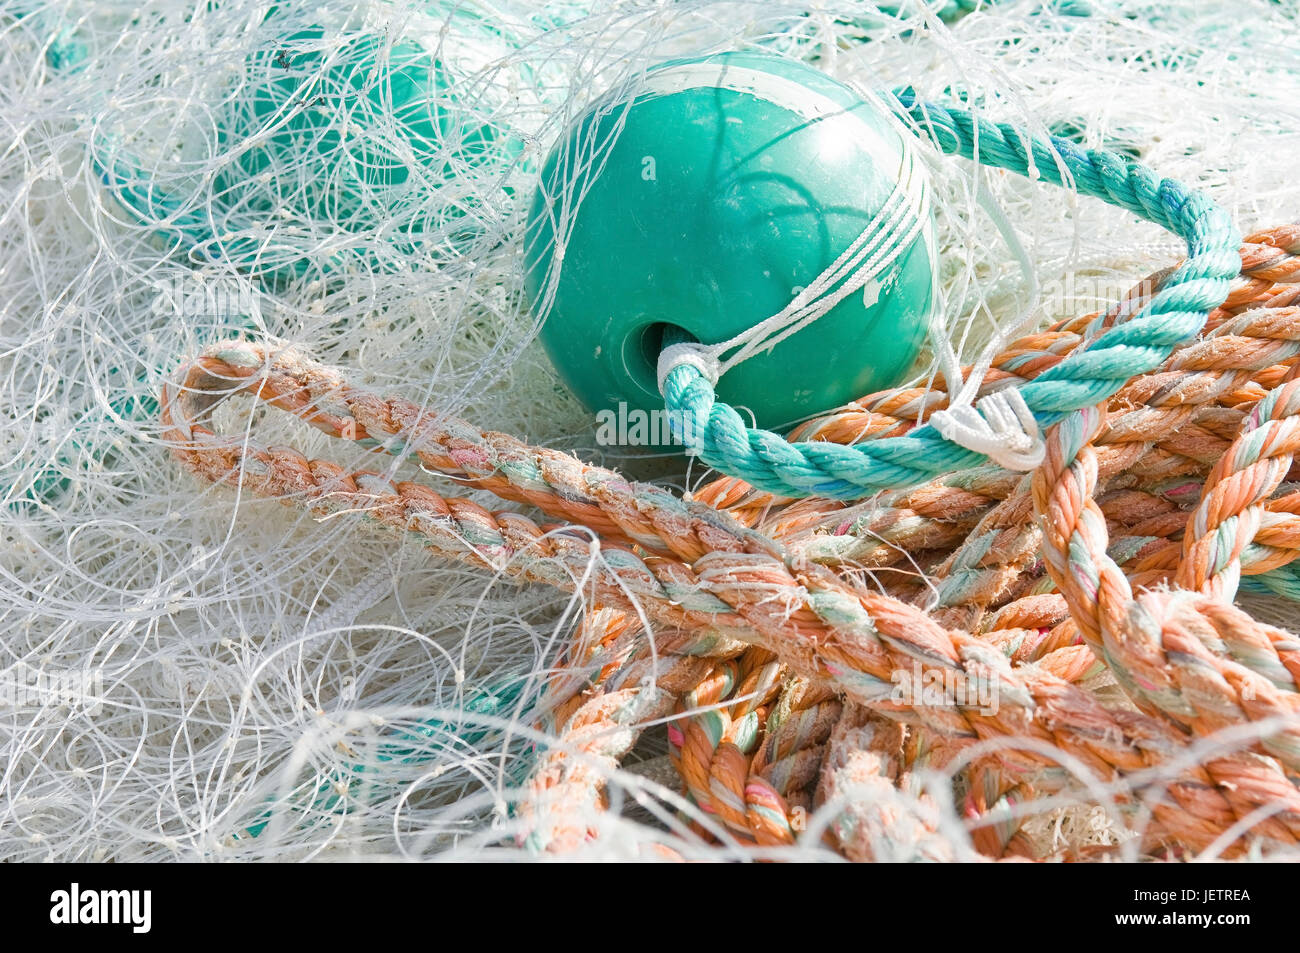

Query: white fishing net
left=3, top=0, right=1300, bottom=861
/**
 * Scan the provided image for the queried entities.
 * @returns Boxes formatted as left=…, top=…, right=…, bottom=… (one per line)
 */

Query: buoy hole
left=624, top=321, right=693, bottom=400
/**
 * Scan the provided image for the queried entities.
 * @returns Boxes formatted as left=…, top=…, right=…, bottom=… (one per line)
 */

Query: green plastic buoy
left=523, top=51, right=936, bottom=438
left=215, top=21, right=520, bottom=253
left=95, top=2, right=530, bottom=283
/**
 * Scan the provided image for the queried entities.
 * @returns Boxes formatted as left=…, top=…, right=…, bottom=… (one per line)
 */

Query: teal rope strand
left=238, top=678, right=531, bottom=839
left=662, top=91, right=1241, bottom=499
left=1241, top=563, right=1300, bottom=601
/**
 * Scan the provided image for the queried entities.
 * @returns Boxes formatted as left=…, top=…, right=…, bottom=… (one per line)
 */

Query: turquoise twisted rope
left=662, top=90, right=1242, bottom=499
left=1242, top=563, right=1300, bottom=601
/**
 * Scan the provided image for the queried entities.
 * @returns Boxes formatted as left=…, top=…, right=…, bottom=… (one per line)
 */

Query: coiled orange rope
left=161, top=228, right=1300, bottom=859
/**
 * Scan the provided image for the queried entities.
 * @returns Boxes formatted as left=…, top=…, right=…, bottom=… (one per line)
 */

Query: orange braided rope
left=163, top=353, right=1300, bottom=854
left=553, top=236, right=1300, bottom=852
left=814, top=704, right=980, bottom=861
left=519, top=609, right=745, bottom=852
left=1033, top=381, right=1300, bottom=780
left=738, top=304, right=1300, bottom=573
left=696, top=233, right=1300, bottom=556
left=160, top=229, right=1300, bottom=858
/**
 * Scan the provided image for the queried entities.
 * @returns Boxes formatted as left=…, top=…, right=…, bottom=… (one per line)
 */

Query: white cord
left=928, top=179, right=1046, bottom=471
left=931, top=387, right=1045, bottom=471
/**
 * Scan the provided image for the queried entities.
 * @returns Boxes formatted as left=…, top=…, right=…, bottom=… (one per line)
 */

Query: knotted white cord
left=929, top=179, right=1045, bottom=471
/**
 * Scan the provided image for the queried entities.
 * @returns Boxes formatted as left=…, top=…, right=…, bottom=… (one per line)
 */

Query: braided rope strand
left=663, top=94, right=1241, bottom=499
left=1032, top=380, right=1300, bottom=777
left=519, top=610, right=747, bottom=853
left=162, top=353, right=1300, bottom=852
left=695, top=234, right=1300, bottom=534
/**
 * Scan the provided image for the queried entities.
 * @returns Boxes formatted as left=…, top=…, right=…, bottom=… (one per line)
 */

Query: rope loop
left=930, top=387, right=1045, bottom=472
left=658, top=91, right=1241, bottom=499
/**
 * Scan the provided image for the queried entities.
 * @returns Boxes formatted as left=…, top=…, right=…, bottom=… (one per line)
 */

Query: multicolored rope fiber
left=159, top=240, right=1300, bottom=854
left=660, top=93, right=1242, bottom=499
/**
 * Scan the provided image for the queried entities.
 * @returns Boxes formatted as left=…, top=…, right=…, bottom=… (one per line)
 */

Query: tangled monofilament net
left=3, top=0, right=1300, bottom=861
